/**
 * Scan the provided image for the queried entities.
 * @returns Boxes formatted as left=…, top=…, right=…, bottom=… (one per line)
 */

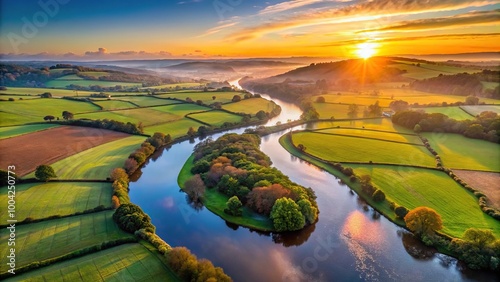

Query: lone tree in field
left=184, top=174, right=205, bottom=202
left=35, top=165, right=57, bottom=182
left=62, top=111, right=74, bottom=120
left=40, top=92, right=52, bottom=98
left=404, top=207, right=442, bottom=237
left=232, top=95, right=241, bottom=102
left=43, top=115, right=55, bottom=122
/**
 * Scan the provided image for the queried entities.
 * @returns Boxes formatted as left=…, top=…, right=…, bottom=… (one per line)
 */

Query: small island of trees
left=181, top=133, right=319, bottom=232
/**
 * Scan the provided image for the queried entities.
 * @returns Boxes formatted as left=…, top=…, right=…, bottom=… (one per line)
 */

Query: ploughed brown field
left=453, top=169, right=500, bottom=210
left=0, top=126, right=130, bottom=176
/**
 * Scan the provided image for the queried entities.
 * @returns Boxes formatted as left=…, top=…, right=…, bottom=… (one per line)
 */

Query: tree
left=198, top=125, right=209, bottom=136
left=224, top=196, right=242, bottom=216
left=270, top=197, right=305, bottom=232
left=62, top=111, right=74, bottom=120
left=212, top=95, right=216, bottom=100
left=43, top=115, right=55, bottom=122
left=404, top=207, right=442, bottom=236
left=35, top=165, right=57, bottom=181
left=389, top=100, right=410, bottom=112
left=187, top=127, right=197, bottom=137
left=347, top=104, right=359, bottom=118
left=464, top=124, right=484, bottom=139
left=247, top=184, right=293, bottom=215
left=463, top=228, right=496, bottom=249
left=256, top=110, right=267, bottom=120
left=232, top=95, right=242, bottom=102
left=297, top=199, right=318, bottom=224
left=394, top=206, right=409, bottom=219
left=413, top=124, right=422, bottom=133
left=184, top=174, right=206, bottom=202
left=465, top=95, right=479, bottom=105
left=110, top=168, right=128, bottom=182
left=372, top=189, right=385, bottom=202
left=40, top=92, right=52, bottom=98
left=315, top=96, right=326, bottom=103
left=367, top=101, right=382, bottom=117
left=297, top=144, right=306, bottom=152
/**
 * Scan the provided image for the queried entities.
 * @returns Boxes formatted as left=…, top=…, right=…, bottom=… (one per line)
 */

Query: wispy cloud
left=227, top=0, right=497, bottom=42
left=177, top=0, right=203, bottom=5
left=198, top=21, right=239, bottom=37
left=258, top=0, right=348, bottom=15
left=357, top=9, right=500, bottom=33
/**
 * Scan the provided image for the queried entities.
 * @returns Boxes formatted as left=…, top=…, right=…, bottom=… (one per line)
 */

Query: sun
left=356, top=43, right=378, bottom=59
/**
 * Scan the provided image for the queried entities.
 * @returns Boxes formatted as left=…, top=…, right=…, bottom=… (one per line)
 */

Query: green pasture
left=79, top=71, right=110, bottom=78
left=0, top=95, right=40, bottom=100
left=313, top=103, right=351, bottom=119
left=25, top=136, right=144, bottom=180
left=152, top=103, right=209, bottom=117
left=481, top=81, right=499, bottom=90
left=315, top=128, right=422, bottom=144
left=143, top=82, right=204, bottom=89
left=49, top=68, right=72, bottom=74
left=291, top=131, right=435, bottom=166
left=0, top=211, right=134, bottom=274
left=420, top=107, right=474, bottom=120
left=461, top=105, right=500, bottom=116
left=54, top=74, right=84, bottom=80
left=0, top=98, right=100, bottom=126
left=144, top=118, right=204, bottom=137
left=422, top=133, right=500, bottom=172
left=222, top=98, right=277, bottom=115
left=390, top=61, right=481, bottom=80
left=188, top=111, right=242, bottom=126
left=45, top=79, right=141, bottom=89
left=0, top=124, right=60, bottom=139
left=0, top=182, right=112, bottom=222
left=76, top=107, right=180, bottom=126
left=117, top=96, right=181, bottom=107
left=313, top=118, right=414, bottom=134
left=92, top=99, right=137, bottom=110
left=158, top=91, right=244, bottom=103
left=6, top=243, right=178, bottom=282
left=350, top=164, right=500, bottom=238
left=0, top=87, right=98, bottom=97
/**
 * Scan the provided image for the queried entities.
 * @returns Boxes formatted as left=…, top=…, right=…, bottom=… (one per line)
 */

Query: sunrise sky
left=1, top=0, right=499, bottom=60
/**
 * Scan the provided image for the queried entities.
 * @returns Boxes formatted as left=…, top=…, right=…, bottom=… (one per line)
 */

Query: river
left=128, top=80, right=496, bottom=281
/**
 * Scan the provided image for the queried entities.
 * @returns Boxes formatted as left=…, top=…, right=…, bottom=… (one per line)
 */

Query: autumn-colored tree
left=246, top=184, right=294, bottom=215
left=404, top=207, right=442, bottom=236
left=110, top=167, right=128, bottom=182
left=184, top=174, right=206, bottom=202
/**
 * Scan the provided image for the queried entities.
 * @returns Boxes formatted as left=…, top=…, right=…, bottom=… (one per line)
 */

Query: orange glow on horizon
left=355, top=43, right=378, bottom=59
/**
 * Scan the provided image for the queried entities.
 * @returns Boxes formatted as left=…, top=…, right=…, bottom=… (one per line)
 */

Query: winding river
left=128, top=80, right=496, bottom=281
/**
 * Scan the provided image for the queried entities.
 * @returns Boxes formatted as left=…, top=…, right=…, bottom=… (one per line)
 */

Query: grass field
left=49, top=68, right=72, bottom=74
left=420, top=107, right=474, bottom=120
left=0, top=182, right=112, bottom=222
left=0, top=124, right=59, bottom=139
left=188, top=111, right=242, bottom=126
left=291, top=131, right=435, bottom=166
left=92, top=99, right=137, bottom=110
left=422, top=133, right=500, bottom=172
left=144, top=82, right=203, bottom=89
left=25, top=136, right=144, bottom=180
left=144, top=118, right=204, bottom=137
left=313, top=103, right=351, bottom=119
left=79, top=71, right=110, bottom=78
left=0, top=98, right=100, bottom=126
left=152, top=103, right=208, bottom=117
left=0, top=87, right=140, bottom=97
left=5, top=243, right=179, bottom=282
left=158, top=91, right=244, bottom=103
left=222, top=98, right=277, bottom=115
left=315, top=128, right=422, bottom=144
left=76, top=108, right=180, bottom=126
left=118, top=96, right=181, bottom=107
left=0, top=211, right=134, bottom=274
left=0, top=95, right=40, bottom=100
left=389, top=61, right=481, bottom=80
left=45, top=79, right=142, bottom=88
left=481, top=81, right=499, bottom=90
left=461, top=105, right=500, bottom=116
left=313, top=118, right=414, bottom=134
left=349, top=164, right=500, bottom=238
left=54, top=74, right=84, bottom=80
left=179, top=155, right=274, bottom=231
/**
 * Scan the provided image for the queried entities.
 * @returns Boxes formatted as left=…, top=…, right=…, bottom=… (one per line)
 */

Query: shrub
left=395, top=206, right=409, bottom=219
left=112, top=203, right=155, bottom=233
left=372, top=189, right=386, bottom=202
left=35, top=165, right=57, bottom=181
left=224, top=196, right=243, bottom=216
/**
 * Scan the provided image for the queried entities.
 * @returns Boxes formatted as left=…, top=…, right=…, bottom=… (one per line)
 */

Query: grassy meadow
left=420, top=106, right=474, bottom=120
left=45, top=78, right=142, bottom=88
left=5, top=243, right=179, bottom=282
left=0, top=211, right=134, bottom=274
left=461, top=105, right=500, bottom=116
left=291, top=131, right=435, bottom=166
left=0, top=182, right=112, bottom=222
left=349, top=165, right=500, bottom=238
left=188, top=110, right=242, bottom=126
left=144, top=118, right=204, bottom=137
left=92, top=99, right=137, bottom=110
left=158, top=91, right=244, bottom=103
left=313, top=118, right=414, bottom=133
left=315, top=128, right=422, bottom=144
left=222, top=98, right=277, bottom=115
left=423, top=133, right=500, bottom=172
left=117, top=96, right=181, bottom=107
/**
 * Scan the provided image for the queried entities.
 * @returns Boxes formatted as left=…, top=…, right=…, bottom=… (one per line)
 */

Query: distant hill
left=165, top=62, right=235, bottom=73
left=398, top=52, right=500, bottom=62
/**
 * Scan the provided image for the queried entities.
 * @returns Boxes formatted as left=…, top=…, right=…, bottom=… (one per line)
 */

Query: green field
left=0, top=124, right=59, bottom=139
left=152, top=103, right=208, bottom=117
left=422, top=133, right=500, bottom=172
left=291, top=131, right=435, bottom=166
left=0, top=211, right=134, bottom=274
left=0, top=87, right=130, bottom=97
left=92, top=99, right=137, bottom=110
left=313, top=103, right=351, bottom=119
left=315, top=128, right=422, bottom=144
left=158, top=91, right=244, bottom=103
left=6, top=243, right=178, bottom=282
left=76, top=107, right=180, bottom=126
left=145, top=118, right=204, bottom=137
left=118, top=96, right=181, bottom=107
left=49, top=68, right=72, bottom=74
left=313, top=118, right=414, bottom=134
left=222, top=98, right=277, bottom=115
left=25, top=136, right=144, bottom=180
left=481, top=81, right=499, bottom=90
left=45, top=79, right=142, bottom=89
left=349, top=165, right=500, bottom=238
left=79, top=71, right=110, bottom=78
left=55, top=74, right=84, bottom=80
left=0, top=95, right=40, bottom=100
left=144, top=82, right=204, bottom=89
left=420, top=107, right=474, bottom=120
left=0, top=182, right=112, bottom=222
left=461, top=105, right=500, bottom=116
left=188, top=111, right=242, bottom=126
left=389, top=61, right=481, bottom=80
left=0, top=99, right=100, bottom=126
